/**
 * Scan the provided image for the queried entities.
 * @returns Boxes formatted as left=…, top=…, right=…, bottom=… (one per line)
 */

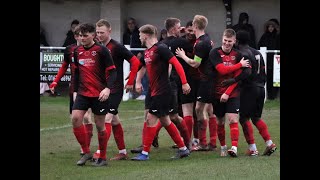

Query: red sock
left=217, top=124, right=226, bottom=146
left=208, top=116, right=217, bottom=146
left=73, top=124, right=89, bottom=153
left=254, top=119, right=271, bottom=142
left=241, top=120, right=255, bottom=144
left=229, top=123, right=239, bottom=147
left=176, top=119, right=191, bottom=146
left=85, top=124, right=93, bottom=147
left=183, top=116, right=194, bottom=139
left=199, top=119, right=208, bottom=145
left=96, top=123, right=112, bottom=159
left=142, top=126, right=157, bottom=152
left=165, top=122, right=185, bottom=148
left=112, top=123, right=126, bottom=151
left=142, top=122, right=147, bottom=144
left=155, top=120, right=162, bottom=137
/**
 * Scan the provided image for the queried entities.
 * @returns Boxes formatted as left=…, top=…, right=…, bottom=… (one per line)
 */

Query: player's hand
left=49, top=82, right=57, bottom=93
left=98, top=88, right=110, bottom=102
left=220, top=93, right=229, bottom=103
left=175, top=47, right=186, bottom=59
left=221, top=78, right=236, bottom=86
left=240, top=57, right=250, bottom=67
left=73, top=92, right=77, bottom=102
left=182, top=83, right=191, bottom=95
left=125, top=84, right=134, bottom=93
left=135, top=82, right=143, bottom=94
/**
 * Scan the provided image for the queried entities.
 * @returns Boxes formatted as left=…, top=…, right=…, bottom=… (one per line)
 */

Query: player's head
left=236, top=30, right=250, bottom=46
left=79, top=23, right=96, bottom=47
left=192, top=15, right=208, bottom=31
left=96, top=19, right=112, bottom=44
left=165, top=17, right=182, bottom=37
left=185, top=20, right=195, bottom=41
left=139, top=24, right=158, bottom=47
left=222, top=28, right=236, bottom=53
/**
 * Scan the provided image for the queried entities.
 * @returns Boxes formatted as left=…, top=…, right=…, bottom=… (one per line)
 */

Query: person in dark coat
left=62, top=19, right=80, bottom=47
left=232, top=12, right=257, bottom=48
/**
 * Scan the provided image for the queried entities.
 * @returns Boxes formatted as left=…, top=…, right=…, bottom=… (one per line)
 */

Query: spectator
left=232, top=12, right=256, bottom=48
left=122, top=17, right=147, bottom=100
left=258, top=19, right=280, bottom=100
left=268, top=18, right=280, bottom=50
left=123, top=17, right=142, bottom=57
left=62, top=19, right=80, bottom=47
left=159, top=29, right=167, bottom=41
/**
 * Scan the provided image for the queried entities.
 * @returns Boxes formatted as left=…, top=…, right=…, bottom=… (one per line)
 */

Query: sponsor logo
left=109, top=109, right=115, bottom=111
left=151, top=109, right=158, bottom=112
left=169, top=109, right=174, bottom=112
left=197, top=96, right=201, bottom=100
left=79, top=59, right=85, bottom=65
left=236, top=109, right=239, bottom=112
left=100, top=109, right=105, bottom=112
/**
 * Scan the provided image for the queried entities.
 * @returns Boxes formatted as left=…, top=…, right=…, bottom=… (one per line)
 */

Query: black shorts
left=178, top=77, right=198, bottom=104
left=196, top=80, right=214, bottom=103
left=240, top=86, right=265, bottom=119
left=213, top=97, right=240, bottom=118
left=69, top=93, right=74, bottom=114
left=169, top=81, right=179, bottom=114
left=108, top=90, right=123, bottom=115
left=148, top=93, right=171, bottom=118
left=73, top=94, right=109, bottom=115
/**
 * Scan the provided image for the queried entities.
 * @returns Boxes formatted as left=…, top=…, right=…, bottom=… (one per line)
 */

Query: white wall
left=40, top=0, right=101, bottom=46
left=40, top=0, right=280, bottom=48
left=124, top=0, right=226, bottom=47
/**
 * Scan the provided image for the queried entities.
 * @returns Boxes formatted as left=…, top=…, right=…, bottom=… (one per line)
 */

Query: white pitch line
left=40, top=115, right=145, bottom=132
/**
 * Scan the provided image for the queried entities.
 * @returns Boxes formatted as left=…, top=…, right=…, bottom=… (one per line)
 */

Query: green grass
left=40, top=96, right=280, bottom=180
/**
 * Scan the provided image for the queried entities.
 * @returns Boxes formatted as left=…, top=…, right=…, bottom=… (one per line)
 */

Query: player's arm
left=175, top=47, right=200, bottom=68
left=257, top=52, right=267, bottom=84
left=49, top=46, right=71, bottom=91
left=134, top=56, right=146, bottom=94
left=160, top=45, right=190, bottom=94
left=121, top=46, right=141, bottom=86
left=220, top=68, right=242, bottom=102
left=221, top=54, right=252, bottom=86
left=209, top=48, right=249, bottom=75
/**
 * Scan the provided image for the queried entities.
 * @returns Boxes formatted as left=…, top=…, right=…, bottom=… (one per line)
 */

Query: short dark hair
left=164, top=17, right=180, bottom=31
left=185, top=20, right=193, bottom=27
left=71, top=19, right=80, bottom=25
left=79, top=23, right=95, bottom=34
